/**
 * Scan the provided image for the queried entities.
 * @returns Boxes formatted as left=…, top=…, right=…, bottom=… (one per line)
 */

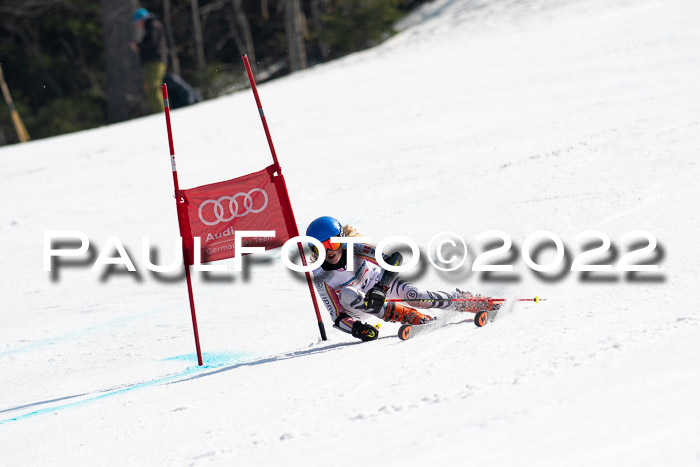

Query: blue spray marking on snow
left=0, top=351, right=254, bottom=425
left=160, top=351, right=255, bottom=367
left=0, top=309, right=168, bottom=358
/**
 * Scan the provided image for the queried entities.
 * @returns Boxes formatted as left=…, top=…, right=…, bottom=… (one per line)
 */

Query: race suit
left=312, top=243, right=455, bottom=334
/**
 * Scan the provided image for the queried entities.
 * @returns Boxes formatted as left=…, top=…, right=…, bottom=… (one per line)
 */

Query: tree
left=231, top=0, right=256, bottom=71
left=190, top=0, right=206, bottom=70
left=99, top=0, right=143, bottom=122
left=163, top=0, right=181, bottom=76
left=317, top=0, right=403, bottom=57
left=284, top=0, right=307, bottom=72
left=0, top=0, right=108, bottom=141
left=310, top=0, right=330, bottom=61
left=0, top=0, right=429, bottom=144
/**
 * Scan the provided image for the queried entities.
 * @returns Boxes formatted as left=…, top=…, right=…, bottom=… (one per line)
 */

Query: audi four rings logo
left=197, top=188, right=269, bottom=226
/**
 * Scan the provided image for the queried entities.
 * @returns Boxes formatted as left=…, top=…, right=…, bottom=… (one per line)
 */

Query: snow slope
left=1, top=0, right=699, bottom=465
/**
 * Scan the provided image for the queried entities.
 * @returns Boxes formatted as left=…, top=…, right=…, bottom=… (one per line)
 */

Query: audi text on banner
left=177, top=165, right=291, bottom=264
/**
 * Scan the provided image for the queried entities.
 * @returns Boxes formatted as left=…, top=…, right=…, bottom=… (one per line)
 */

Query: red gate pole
left=241, top=55, right=327, bottom=341
left=162, top=84, right=204, bottom=365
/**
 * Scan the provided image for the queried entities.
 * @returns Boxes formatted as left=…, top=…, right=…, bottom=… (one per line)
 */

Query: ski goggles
left=310, top=238, right=342, bottom=255
left=321, top=238, right=342, bottom=251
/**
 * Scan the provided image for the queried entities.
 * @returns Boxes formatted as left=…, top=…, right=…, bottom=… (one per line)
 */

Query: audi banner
left=177, top=165, right=291, bottom=264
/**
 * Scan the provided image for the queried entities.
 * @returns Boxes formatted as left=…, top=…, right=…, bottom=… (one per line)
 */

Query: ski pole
left=387, top=296, right=545, bottom=303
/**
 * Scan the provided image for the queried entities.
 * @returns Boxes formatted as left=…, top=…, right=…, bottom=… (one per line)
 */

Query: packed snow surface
left=2, top=0, right=699, bottom=465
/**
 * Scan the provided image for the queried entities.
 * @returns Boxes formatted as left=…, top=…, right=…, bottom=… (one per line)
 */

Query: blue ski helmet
left=306, top=216, right=343, bottom=253
left=133, top=8, right=150, bottom=22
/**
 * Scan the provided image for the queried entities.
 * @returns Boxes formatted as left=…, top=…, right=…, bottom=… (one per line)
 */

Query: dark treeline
left=0, top=0, right=427, bottom=146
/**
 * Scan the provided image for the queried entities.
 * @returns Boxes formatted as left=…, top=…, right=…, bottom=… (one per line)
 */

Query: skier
left=306, top=216, right=495, bottom=342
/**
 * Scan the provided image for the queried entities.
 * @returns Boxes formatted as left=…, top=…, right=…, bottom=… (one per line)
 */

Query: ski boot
left=382, top=302, right=434, bottom=325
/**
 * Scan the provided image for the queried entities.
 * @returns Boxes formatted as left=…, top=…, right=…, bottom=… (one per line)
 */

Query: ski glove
left=351, top=320, right=379, bottom=342
left=364, top=285, right=387, bottom=312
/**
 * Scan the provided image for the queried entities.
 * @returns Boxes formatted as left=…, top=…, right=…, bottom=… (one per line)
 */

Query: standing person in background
left=131, top=8, right=168, bottom=113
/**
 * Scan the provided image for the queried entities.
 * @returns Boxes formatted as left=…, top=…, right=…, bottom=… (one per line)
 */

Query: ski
left=397, top=302, right=503, bottom=341
left=398, top=321, right=437, bottom=340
